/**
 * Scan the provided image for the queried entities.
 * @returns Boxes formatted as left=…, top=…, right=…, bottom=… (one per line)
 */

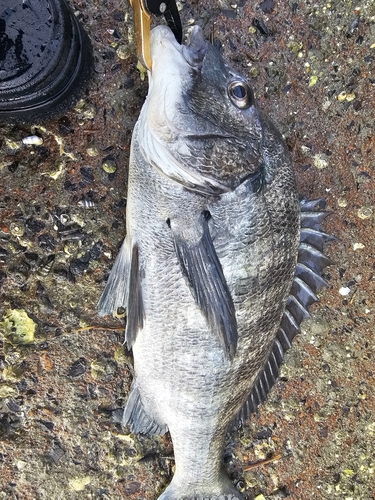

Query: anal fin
left=123, top=384, right=167, bottom=436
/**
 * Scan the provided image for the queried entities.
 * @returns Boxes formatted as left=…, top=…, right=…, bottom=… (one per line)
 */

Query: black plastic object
left=0, top=0, right=93, bottom=123
left=145, top=0, right=182, bottom=44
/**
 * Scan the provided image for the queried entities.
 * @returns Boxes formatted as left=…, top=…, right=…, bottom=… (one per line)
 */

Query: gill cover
left=139, top=25, right=264, bottom=195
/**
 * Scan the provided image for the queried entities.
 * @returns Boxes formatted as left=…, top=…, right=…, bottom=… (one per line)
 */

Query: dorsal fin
left=300, top=227, right=336, bottom=251
left=234, top=198, right=334, bottom=426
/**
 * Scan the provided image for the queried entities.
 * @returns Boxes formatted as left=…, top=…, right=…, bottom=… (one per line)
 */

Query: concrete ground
left=0, top=0, right=374, bottom=498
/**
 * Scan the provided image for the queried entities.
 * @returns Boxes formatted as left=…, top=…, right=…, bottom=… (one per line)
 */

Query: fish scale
left=98, top=25, right=333, bottom=499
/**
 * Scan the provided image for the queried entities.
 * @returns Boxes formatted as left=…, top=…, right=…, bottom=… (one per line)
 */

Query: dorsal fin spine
left=234, top=198, right=334, bottom=426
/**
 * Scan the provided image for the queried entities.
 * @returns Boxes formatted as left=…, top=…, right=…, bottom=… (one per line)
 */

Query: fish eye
left=228, top=80, right=253, bottom=109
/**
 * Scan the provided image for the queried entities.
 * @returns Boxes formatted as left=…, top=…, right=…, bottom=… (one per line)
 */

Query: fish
left=98, top=25, right=333, bottom=500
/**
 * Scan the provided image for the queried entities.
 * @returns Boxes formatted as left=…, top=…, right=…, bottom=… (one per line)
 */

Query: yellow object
left=68, top=476, right=91, bottom=492
left=309, top=75, right=318, bottom=87
left=1, top=309, right=36, bottom=345
left=130, top=0, right=152, bottom=70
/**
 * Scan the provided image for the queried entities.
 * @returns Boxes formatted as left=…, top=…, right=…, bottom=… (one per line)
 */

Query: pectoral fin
left=98, top=240, right=144, bottom=349
left=125, top=243, right=145, bottom=349
left=98, top=238, right=129, bottom=316
left=170, top=213, right=237, bottom=359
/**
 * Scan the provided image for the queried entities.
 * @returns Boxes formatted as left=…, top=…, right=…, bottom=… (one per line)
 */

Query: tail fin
left=157, top=477, right=245, bottom=500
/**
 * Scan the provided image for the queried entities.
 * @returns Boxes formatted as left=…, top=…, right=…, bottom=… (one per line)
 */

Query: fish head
left=140, top=25, right=268, bottom=195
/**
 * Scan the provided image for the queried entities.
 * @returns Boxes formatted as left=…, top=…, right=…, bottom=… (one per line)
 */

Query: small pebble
left=353, top=242, right=365, bottom=251
left=116, top=45, right=131, bottom=60
left=47, top=442, right=65, bottom=464
left=60, top=214, right=70, bottom=224
left=67, top=357, right=87, bottom=377
left=337, top=91, right=347, bottom=102
left=41, top=162, right=65, bottom=180
left=22, top=135, right=43, bottom=146
left=357, top=206, right=373, bottom=219
left=114, top=307, right=126, bottom=318
left=343, top=469, right=355, bottom=477
left=1, top=309, right=36, bottom=345
left=64, top=242, right=77, bottom=256
left=86, top=147, right=99, bottom=157
left=339, top=286, right=351, bottom=296
left=309, top=75, right=318, bottom=87
left=68, top=476, right=91, bottom=492
left=78, top=199, right=96, bottom=208
left=313, top=153, right=328, bottom=169
left=74, top=99, right=85, bottom=110
left=10, top=223, right=24, bottom=237
left=136, top=61, right=148, bottom=80
left=337, top=197, right=348, bottom=207
left=0, top=385, right=17, bottom=398
left=249, top=67, right=260, bottom=78
left=287, top=40, right=303, bottom=53
left=39, top=352, right=54, bottom=371
left=5, top=138, right=21, bottom=150
left=3, top=363, right=26, bottom=382
left=75, top=100, right=96, bottom=119
left=102, top=158, right=117, bottom=173
left=82, top=105, right=96, bottom=120
left=322, top=98, right=331, bottom=110
left=37, top=256, right=55, bottom=277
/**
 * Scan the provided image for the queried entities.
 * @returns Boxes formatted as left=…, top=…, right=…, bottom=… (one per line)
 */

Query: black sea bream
left=99, top=25, right=333, bottom=500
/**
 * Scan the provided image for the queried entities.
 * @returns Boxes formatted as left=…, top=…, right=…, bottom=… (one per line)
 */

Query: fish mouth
left=150, top=25, right=207, bottom=71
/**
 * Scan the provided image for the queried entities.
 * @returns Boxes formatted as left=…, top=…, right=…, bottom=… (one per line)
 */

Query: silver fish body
left=99, top=25, right=332, bottom=500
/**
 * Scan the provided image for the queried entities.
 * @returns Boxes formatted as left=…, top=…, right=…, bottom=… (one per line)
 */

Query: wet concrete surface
left=0, top=0, right=374, bottom=499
